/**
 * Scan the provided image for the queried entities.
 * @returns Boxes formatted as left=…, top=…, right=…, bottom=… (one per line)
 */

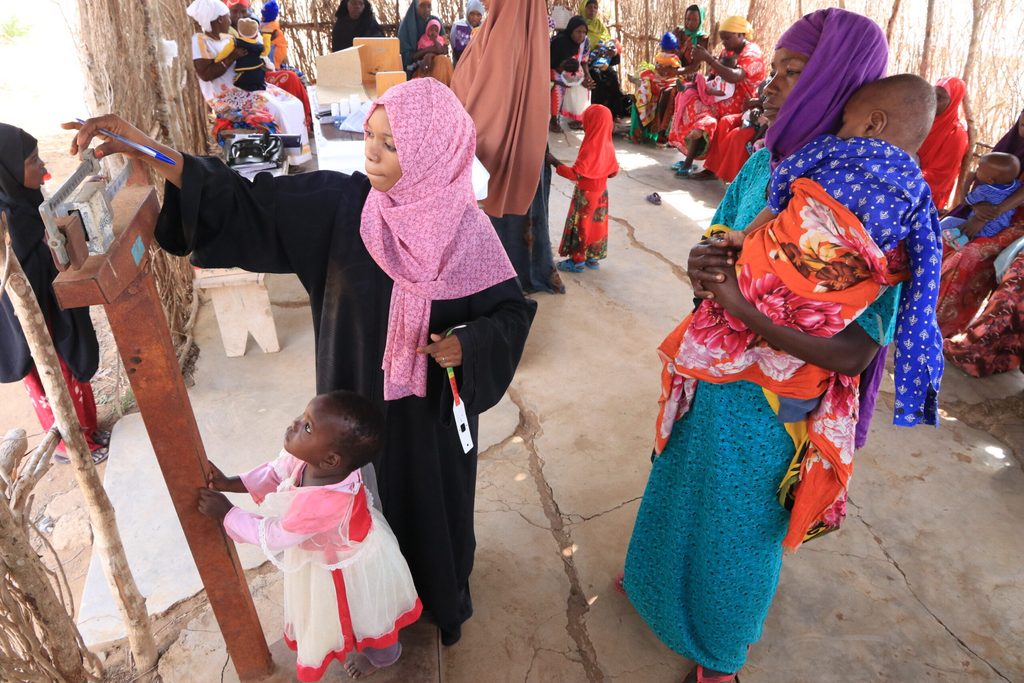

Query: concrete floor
left=34, top=132, right=1024, bottom=682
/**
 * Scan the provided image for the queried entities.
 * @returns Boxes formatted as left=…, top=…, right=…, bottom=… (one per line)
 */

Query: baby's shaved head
left=846, top=74, right=937, bottom=153
left=978, top=152, right=1021, bottom=185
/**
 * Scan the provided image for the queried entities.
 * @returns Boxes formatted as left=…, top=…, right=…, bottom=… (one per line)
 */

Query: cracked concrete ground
left=16, top=132, right=1021, bottom=682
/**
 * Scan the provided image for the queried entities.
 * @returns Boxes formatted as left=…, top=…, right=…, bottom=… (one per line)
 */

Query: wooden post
left=0, top=431, right=98, bottom=683
left=919, top=0, right=935, bottom=78
left=0, top=215, right=158, bottom=677
left=48, top=187, right=274, bottom=681
left=886, top=0, right=902, bottom=46
left=953, top=0, right=988, bottom=207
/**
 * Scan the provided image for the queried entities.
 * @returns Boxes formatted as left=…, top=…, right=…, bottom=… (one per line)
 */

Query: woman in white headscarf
left=450, top=0, right=485, bottom=65
left=186, top=0, right=310, bottom=164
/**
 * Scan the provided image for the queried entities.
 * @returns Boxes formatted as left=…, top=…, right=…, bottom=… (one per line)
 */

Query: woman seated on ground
left=580, top=0, right=629, bottom=119
left=580, top=0, right=609, bottom=46
left=226, top=0, right=311, bottom=129
left=688, top=79, right=768, bottom=183
left=669, top=15, right=765, bottom=176
left=945, top=242, right=1024, bottom=377
left=936, top=108, right=1024, bottom=337
left=628, top=46, right=681, bottom=146
left=332, top=0, right=383, bottom=53
left=399, top=0, right=454, bottom=87
left=917, top=76, right=969, bottom=211
left=673, top=4, right=710, bottom=72
left=587, top=39, right=631, bottom=120
left=187, top=0, right=311, bottom=165
left=550, top=16, right=593, bottom=130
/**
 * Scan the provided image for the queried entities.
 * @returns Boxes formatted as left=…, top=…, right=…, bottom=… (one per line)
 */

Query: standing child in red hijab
left=548, top=104, right=620, bottom=272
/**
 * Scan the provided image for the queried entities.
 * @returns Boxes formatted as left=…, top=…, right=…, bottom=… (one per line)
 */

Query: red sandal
left=692, top=665, right=739, bottom=683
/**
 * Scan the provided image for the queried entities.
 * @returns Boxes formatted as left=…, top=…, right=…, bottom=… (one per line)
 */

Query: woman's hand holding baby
left=418, top=333, right=463, bottom=369
left=700, top=261, right=747, bottom=313
left=687, top=234, right=739, bottom=300
left=197, top=488, right=233, bottom=523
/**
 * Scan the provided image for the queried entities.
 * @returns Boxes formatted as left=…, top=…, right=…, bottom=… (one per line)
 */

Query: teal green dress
left=623, top=148, right=900, bottom=673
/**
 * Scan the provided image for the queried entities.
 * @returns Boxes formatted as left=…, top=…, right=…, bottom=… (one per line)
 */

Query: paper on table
left=338, top=100, right=373, bottom=133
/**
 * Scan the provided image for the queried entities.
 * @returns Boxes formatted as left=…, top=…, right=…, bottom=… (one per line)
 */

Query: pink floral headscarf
left=360, top=78, right=517, bottom=401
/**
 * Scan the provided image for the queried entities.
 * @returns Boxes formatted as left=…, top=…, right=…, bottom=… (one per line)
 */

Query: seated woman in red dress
left=668, top=15, right=765, bottom=177
left=691, top=81, right=768, bottom=183
left=944, top=245, right=1024, bottom=377
left=936, top=108, right=1024, bottom=337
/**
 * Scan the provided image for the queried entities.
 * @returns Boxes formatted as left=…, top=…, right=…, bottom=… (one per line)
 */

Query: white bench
left=193, top=268, right=280, bottom=357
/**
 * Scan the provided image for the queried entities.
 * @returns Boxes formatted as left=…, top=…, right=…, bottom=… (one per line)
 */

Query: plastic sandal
left=671, top=160, right=687, bottom=170
left=585, top=259, right=601, bottom=269
left=557, top=259, right=585, bottom=273
left=695, top=665, right=739, bottom=683
left=646, top=192, right=662, bottom=205
left=675, top=165, right=694, bottom=177
left=53, top=446, right=109, bottom=466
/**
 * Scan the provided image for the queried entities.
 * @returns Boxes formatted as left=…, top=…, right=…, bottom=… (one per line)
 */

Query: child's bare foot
left=344, top=652, right=381, bottom=679
left=344, top=643, right=402, bottom=680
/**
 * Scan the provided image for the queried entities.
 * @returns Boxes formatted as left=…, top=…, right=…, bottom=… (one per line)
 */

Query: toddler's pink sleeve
left=223, top=507, right=317, bottom=552
left=239, top=452, right=295, bottom=504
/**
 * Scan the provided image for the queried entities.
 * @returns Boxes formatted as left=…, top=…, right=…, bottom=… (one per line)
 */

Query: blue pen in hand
left=75, top=118, right=177, bottom=166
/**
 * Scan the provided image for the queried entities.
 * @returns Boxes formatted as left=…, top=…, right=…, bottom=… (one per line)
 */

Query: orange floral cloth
left=654, top=179, right=908, bottom=550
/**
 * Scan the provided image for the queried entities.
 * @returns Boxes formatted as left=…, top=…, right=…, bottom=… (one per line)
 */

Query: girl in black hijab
left=332, top=0, right=383, bottom=52
left=0, top=123, right=107, bottom=462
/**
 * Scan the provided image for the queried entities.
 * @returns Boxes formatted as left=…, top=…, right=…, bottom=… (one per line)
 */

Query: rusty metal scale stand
left=45, top=158, right=273, bottom=680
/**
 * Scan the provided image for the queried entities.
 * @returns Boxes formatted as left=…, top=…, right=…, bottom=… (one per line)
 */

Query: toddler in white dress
left=198, top=390, right=422, bottom=681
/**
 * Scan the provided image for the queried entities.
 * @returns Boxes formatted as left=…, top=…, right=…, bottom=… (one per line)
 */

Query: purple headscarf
left=765, top=8, right=889, bottom=168
left=993, top=109, right=1024, bottom=161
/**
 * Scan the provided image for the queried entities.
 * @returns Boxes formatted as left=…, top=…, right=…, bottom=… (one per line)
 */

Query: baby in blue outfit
left=940, top=152, right=1022, bottom=249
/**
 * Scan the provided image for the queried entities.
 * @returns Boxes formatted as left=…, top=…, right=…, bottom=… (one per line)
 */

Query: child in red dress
left=549, top=104, right=620, bottom=272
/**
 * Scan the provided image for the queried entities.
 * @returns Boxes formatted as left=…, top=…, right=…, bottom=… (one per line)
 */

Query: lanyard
left=445, top=326, right=473, bottom=454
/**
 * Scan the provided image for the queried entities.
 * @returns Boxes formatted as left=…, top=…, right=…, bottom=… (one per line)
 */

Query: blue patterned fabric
left=968, top=180, right=1022, bottom=237
left=768, top=134, right=942, bottom=427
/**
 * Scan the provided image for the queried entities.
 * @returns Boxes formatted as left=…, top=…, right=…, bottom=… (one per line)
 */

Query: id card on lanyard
left=445, top=326, right=473, bottom=454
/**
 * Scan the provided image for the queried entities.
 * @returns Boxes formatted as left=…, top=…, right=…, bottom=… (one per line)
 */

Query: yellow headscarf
left=719, top=15, right=753, bottom=37
left=578, top=0, right=611, bottom=45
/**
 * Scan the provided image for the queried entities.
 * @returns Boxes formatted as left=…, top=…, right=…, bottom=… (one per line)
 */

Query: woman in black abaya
left=66, top=78, right=535, bottom=646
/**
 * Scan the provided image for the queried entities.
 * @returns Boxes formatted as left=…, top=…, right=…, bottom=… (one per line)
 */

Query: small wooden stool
left=193, top=268, right=280, bottom=357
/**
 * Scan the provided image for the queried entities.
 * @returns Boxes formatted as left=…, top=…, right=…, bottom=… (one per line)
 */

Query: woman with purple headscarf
left=623, top=10, right=890, bottom=682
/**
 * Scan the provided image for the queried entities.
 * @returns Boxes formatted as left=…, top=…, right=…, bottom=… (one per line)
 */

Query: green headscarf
left=578, top=0, right=611, bottom=45
left=679, top=4, right=706, bottom=46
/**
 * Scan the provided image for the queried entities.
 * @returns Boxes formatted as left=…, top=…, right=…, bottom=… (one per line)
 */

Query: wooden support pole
left=104, top=264, right=274, bottom=680
left=49, top=187, right=273, bottom=681
left=0, top=215, right=159, bottom=677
